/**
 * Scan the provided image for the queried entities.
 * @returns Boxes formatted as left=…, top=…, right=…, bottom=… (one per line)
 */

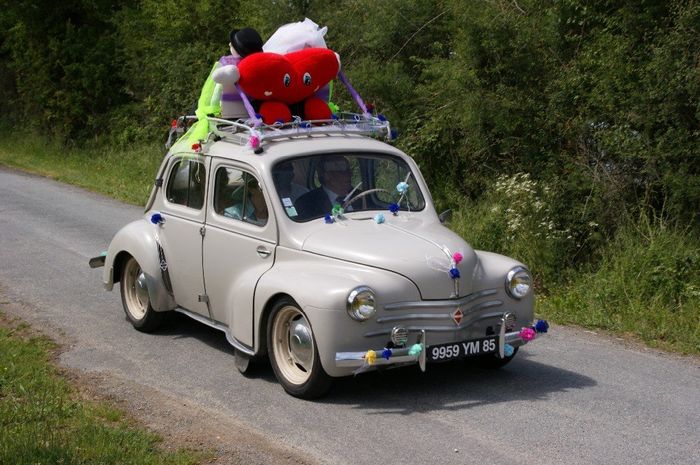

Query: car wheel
left=120, top=256, right=164, bottom=333
left=474, top=346, right=519, bottom=369
left=267, top=299, right=332, bottom=399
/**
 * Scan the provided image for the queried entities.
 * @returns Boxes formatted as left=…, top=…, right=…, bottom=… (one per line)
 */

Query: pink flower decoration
left=520, top=327, right=536, bottom=342
left=452, top=252, right=463, bottom=264
left=249, top=135, right=260, bottom=149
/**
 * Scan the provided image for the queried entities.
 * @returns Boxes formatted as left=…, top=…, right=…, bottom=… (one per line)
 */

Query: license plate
left=427, top=336, right=498, bottom=362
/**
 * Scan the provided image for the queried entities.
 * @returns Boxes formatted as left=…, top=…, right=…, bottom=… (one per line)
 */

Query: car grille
left=364, top=288, right=504, bottom=337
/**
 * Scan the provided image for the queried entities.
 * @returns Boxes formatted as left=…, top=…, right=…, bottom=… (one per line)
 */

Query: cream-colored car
left=91, top=117, right=548, bottom=398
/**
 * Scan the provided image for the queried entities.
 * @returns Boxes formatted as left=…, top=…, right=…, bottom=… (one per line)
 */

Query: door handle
left=256, top=246, right=272, bottom=258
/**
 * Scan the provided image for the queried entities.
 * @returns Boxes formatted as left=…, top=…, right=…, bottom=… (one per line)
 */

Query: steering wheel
left=342, top=188, right=391, bottom=210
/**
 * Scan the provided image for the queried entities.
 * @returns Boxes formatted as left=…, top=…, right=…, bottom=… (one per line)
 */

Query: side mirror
left=439, top=209, right=452, bottom=224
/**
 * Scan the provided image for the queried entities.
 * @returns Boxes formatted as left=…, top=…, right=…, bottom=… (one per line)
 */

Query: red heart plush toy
left=238, top=52, right=300, bottom=124
left=237, top=48, right=340, bottom=124
left=286, top=48, right=340, bottom=120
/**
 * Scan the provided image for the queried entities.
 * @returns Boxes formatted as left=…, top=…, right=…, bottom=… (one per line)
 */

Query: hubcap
left=272, top=306, right=315, bottom=385
left=135, top=272, right=149, bottom=306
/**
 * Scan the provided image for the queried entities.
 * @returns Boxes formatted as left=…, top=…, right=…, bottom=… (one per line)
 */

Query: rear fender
left=103, top=219, right=177, bottom=312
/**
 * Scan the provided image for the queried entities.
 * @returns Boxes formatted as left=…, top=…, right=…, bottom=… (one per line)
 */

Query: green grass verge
left=0, top=314, right=202, bottom=465
left=0, top=130, right=162, bottom=205
left=537, top=219, right=700, bottom=354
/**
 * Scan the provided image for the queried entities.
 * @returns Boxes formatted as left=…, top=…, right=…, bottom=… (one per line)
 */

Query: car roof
left=204, top=133, right=404, bottom=165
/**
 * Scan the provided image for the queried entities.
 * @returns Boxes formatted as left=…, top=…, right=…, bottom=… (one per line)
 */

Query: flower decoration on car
left=150, top=212, right=165, bottom=225
left=332, top=203, right=344, bottom=216
left=408, top=343, right=423, bottom=357
left=246, top=129, right=262, bottom=150
left=374, top=213, right=385, bottom=224
left=534, top=319, right=549, bottom=333
left=504, top=344, right=515, bottom=357
left=519, top=327, right=536, bottom=341
left=388, top=203, right=400, bottom=215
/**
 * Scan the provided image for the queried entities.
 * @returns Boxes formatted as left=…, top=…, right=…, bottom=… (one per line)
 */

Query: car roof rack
left=205, top=112, right=393, bottom=150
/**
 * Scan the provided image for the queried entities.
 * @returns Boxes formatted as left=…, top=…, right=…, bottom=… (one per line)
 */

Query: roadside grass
left=0, top=313, right=202, bottom=465
left=536, top=218, right=700, bottom=354
left=0, top=130, right=162, bottom=205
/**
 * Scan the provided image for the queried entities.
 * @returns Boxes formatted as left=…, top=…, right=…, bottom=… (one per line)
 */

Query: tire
left=120, top=256, right=165, bottom=333
left=234, top=349, right=255, bottom=376
left=474, top=346, right=519, bottom=369
left=267, top=298, right=332, bottom=399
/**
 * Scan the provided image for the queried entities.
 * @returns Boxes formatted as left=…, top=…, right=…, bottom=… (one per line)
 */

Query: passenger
left=273, top=161, right=308, bottom=202
left=224, top=174, right=268, bottom=225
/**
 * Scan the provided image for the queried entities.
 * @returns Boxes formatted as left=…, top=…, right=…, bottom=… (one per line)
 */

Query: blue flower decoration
left=382, top=348, right=392, bottom=360
left=150, top=212, right=164, bottom=225
left=389, top=203, right=400, bottom=214
left=374, top=213, right=385, bottom=224
left=504, top=344, right=515, bottom=357
left=449, top=267, right=460, bottom=279
left=534, top=319, right=549, bottom=333
left=324, top=214, right=334, bottom=224
left=396, top=181, right=409, bottom=194
left=390, top=128, right=398, bottom=140
left=377, top=114, right=387, bottom=122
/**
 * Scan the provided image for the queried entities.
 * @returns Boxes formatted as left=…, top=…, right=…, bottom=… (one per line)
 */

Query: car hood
left=301, top=216, right=477, bottom=299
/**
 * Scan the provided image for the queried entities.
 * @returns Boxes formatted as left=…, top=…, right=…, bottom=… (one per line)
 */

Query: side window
left=166, top=160, right=206, bottom=209
left=213, top=166, right=268, bottom=227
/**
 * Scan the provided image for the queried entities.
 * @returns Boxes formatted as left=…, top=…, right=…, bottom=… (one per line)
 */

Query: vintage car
left=90, top=115, right=548, bottom=398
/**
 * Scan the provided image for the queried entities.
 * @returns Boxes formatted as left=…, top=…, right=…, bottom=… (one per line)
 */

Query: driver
left=295, top=155, right=355, bottom=219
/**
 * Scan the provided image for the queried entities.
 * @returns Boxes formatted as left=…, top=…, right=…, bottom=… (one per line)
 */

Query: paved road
left=1, top=167, right=698, bottom=465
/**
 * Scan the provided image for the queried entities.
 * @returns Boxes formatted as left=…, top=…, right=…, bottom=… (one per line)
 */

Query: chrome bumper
left=335, top=320, right=548, bottom=372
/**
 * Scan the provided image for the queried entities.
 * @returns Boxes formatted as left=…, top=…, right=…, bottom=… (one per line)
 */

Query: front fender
left=473, top=250, right=534, bottom=323
left=253, top=248, right=421, bottom=375
left=103, top=218, right=177, bottom=312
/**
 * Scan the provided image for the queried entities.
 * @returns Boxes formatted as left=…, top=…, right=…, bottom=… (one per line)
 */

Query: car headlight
left=505, top=266, right=532, bottom=299
left=346, top=286, right=376, bottom=321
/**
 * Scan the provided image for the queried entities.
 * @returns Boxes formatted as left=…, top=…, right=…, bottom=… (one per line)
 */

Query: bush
left=450, top=172, right=585, bottom=290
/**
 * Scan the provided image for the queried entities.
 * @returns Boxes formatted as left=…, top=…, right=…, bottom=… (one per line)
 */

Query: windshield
left=272, top=153, right=426, bottom=222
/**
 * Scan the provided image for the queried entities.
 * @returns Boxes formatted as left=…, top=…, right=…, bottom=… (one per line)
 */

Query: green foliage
left=0, top=318, right=201, bottom=464
left=538, top=216, right=700, bottom=354
left=449, top=172, right=580, bottom=289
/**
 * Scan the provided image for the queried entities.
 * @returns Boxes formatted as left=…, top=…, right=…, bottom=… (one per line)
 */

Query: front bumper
left=335, top=319, right=548, bottom=372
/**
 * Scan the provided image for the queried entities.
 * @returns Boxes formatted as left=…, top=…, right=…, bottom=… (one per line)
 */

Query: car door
left=203, top=161, right=277, bottom=349
left=158, top=154, right=209, bottom=316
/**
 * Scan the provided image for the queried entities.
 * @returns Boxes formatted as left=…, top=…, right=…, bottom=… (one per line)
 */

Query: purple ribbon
left=338, top=71, right=371, bottom=118
left=235, top=83, right=262, bottom=127
left=219, top=55, right=241, bottom=66
left=221, top=92, right=243, bottom=102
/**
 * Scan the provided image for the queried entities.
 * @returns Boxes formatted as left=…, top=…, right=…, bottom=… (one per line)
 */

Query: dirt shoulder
left=0, top=296, right=320, bottom=465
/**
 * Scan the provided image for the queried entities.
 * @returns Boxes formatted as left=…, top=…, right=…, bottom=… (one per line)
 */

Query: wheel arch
left=256, top=292, right=297, bottom=358
left=104, top=219, right=177, bottom=312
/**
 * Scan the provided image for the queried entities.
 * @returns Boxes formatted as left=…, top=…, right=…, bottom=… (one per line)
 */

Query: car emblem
left=452, top=308, right=463, bottom=326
